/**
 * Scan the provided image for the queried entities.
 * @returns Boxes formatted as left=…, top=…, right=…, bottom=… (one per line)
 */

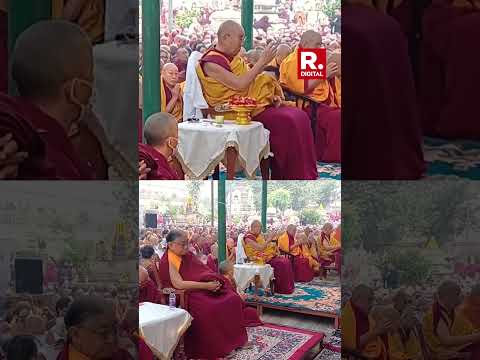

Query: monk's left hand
left=139, top=160, right=151, bottom=180
left=272, top=95, right=282, bottom=108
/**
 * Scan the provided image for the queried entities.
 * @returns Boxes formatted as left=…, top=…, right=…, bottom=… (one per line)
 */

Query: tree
left=186, top=181, right=202, bottom=212
left=300, top=208, right=321, bottom=225
left=268, top=189, right=291, bottom=215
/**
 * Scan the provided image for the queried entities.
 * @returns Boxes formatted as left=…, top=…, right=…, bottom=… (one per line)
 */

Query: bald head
left=438, top=281, right=461, bottom=300
left=299, top=30, right=323, bottom=49
left=286, top=224, right=297, bottom=236
left=471, top=284, right=480, bottom=297
left=352, top=284, right=374, bottom=314
left=250, top=220, right=262, bottom=235
left=276, top=44, right=291, bottom=64
left=143, top=112, right=178, bottom=146
left=12, top=20, right=92, bottom=99
left=217, top=21, right=245, bottom=57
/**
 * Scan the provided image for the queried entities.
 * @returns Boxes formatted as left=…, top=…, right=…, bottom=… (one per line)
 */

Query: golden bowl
left=230, top=105, right=257, bottom=125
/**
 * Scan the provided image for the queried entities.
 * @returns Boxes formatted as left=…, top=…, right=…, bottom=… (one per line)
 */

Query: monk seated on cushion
left=158, top=230, right=248, bottom=359
left=423, top=281, right=480, bottom=359
left=243, top=220, right=294, bottom=294
left=196, top=20, right=317, bottom=180
left=280, top=30, right=341, bottom=163
left=0, top=21, right=108, bottom=179
left=219, top=260, right=263, bottom=327
left=460, top=284, right=480, bottom=331
left=343, top=285, right=393, bottom=359
left=278, top=225, right=318, bottom=282
left=160, top=63, right=184, bottom=122
left=138, top=112, right=183, bottom=180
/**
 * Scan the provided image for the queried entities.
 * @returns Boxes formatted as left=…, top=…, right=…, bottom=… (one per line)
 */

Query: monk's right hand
left=327, top=62, right=339, bottom=78
left=0, top=133, right=28, bottom=179
left=205, top=281, right=220, bottom=291
left=259, top=42, right=277, bottom=67
left=139, top=160, right=151, bottom=180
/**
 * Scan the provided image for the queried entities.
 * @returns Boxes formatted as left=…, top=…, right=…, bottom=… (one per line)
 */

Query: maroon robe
left=206, top=254, right=218, bottom=273
left=0, top=94, right=94, bottom=179
left=158, top=251, right=248, bottom=359
left=56, top=345, right=134, bottom=360
left=342, top=4, right=425, bottom=179
left=286, top=233, right=314, bottom=283
left=200, top=48, right=317, bottom=180
left=223, top=275, right=263, bottom=327
left=0, top=10, right=7, bottom=94
left=420, top=1, right=480, bottom=138
left=138, top=143, right=181, bottom=180
left=139, top=278, right=161, bottom=304
left=244, top=232, right=295, bottom=294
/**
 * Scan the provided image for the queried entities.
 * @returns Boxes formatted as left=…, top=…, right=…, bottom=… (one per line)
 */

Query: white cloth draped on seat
left=183, top=51, right=209, bottom=121
left=236, top=233, right=247, bottom=264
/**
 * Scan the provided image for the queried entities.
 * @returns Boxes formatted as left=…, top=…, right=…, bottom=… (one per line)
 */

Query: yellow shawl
left=160, top=78, right=184, bottom=122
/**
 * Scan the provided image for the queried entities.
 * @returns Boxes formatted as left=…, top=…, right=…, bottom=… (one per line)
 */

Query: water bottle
left=169, top=290, right=176, bottom=309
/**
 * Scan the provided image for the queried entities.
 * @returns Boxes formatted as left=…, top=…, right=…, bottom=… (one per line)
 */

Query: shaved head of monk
left=286, top=224, right=297, bottom=237
left=217, top=20, right=245, bottom=57
left=11, top=20, right=93, bottom=133
left=393, top=289, right=411, bottom=314
left=144, top=112, right=178, bottom=150
left=276, top=44, right=291, bottom=64
left=352, top=284, right=375, bottom=314
left=437, top=281, right=462, bottom=310
left=322, top=223, right=334, bottom=234
left=299, top=30, right=323, bottom=49
left=162, top=63, right=179, bottom=87
left=250, top=220, right=262, bottom=235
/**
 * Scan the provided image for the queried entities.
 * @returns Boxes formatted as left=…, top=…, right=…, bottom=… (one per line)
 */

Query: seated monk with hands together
left=158, top=229, right=248, bottom=359
left=197, top=20, right=317, bottom=180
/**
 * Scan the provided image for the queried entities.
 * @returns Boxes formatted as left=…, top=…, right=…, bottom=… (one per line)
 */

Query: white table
left=233, top=263, right=274, bottom=292
left=93, top=42, right=138, bottom=171
left=176, top=120, right=271, bottom=179
left=139, top=302, right=192, bottom=360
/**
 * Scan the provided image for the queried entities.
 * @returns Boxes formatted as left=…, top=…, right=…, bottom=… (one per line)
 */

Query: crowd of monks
left=343, top=0, right=480, bottom=179
left=0, top=1, right=135, bottom=180
left=343, top=281, right=480, bottom=359
left=139, top=19, right=342, bottom=180
left=138, top=220, right=340, bottom=359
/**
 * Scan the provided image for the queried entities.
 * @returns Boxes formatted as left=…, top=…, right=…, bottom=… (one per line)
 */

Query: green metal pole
left=142, top=0, right=161, bottom=125
left=241, top=0, right=253, bottom=51
left=8, top=1, right=52, bottom=94
left=261, top=180, right=267, bottom=232
left=218, top=175, right=227, bottom=263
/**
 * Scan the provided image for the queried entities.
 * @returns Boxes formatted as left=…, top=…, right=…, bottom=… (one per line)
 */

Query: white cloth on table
left=139, top=302, right=192, bottom=360
left=236, top=233, right=247, bottom=264
left=183, top=51, right=209, bottom=121
left=93, top=42, right=138, bottom=168
left=233, top=264, right=274, bottom=292
left=177, top=120, right=270, bottom=179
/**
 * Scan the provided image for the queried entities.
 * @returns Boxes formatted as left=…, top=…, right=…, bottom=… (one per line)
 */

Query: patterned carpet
left=227, top=161, right=341, bottom=180
left=317, top=348, right=341, bottom=360
left=424, top=137, right=480, bottom=179
left=228, top=324, right=324, bottom=360
left=245, top=281, right=340, bottom=316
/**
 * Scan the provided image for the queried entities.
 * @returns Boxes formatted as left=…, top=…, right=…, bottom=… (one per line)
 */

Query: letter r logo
left=297, top=48, right=326, bottom=80
left=300, top=51, right=318, bottom=70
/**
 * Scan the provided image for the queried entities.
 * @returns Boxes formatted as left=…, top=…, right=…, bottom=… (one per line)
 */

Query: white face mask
left=68, top=78, right=94, bottom=137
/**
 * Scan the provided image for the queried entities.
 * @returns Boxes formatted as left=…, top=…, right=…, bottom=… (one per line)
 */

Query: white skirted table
left=176, top=120, right=271, bottom=180
left=233, top=263, right=274, bottom=293
left=139, top=302, right=192, bottom=360
left=93, top=41, right=138, bottom=171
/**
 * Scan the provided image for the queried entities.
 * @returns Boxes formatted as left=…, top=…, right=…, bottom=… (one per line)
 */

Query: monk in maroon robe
left=420, top=0, right=480, bottom=139
left=198, top=21, right=317, bottom=180
left=342, top=2, right=425, bottom=179
left=1, top=21, right=101, bottom=179
left=139, top=266, right=162, bottom=304
left=219, top=260, right=263, bottom=327
left=138, top=112, right=182, bottom=180
left=278, top=225, right=314, bottom=283
left=158, top=230, right=248, bottom=359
